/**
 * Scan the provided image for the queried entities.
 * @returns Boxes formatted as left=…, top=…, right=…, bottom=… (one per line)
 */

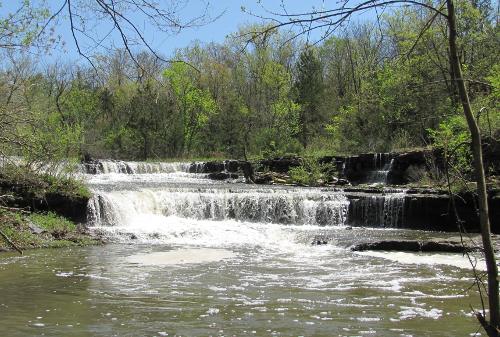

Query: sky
left=1, top=0, right=340, bottom=64
left=0, top=0, right=388, bottom=68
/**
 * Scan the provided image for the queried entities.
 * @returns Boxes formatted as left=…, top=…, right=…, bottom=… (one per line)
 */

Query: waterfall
left=82, top=160, right=191, bottom=174
left=87, top=187, right=350, bottom=228
left=367, top=155, right=394, bottom=184
left=83, top=159, right=413, bottom=244
left=348, top=190, right=406, bottom=227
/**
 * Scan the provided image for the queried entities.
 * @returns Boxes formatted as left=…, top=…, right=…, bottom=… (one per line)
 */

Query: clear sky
left=1, top=0, right=345, bottom=64
left=0, top=0, right=387, bottom=68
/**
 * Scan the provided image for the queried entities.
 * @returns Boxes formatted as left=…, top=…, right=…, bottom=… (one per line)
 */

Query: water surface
left=0, top=164, right=489, bottom=336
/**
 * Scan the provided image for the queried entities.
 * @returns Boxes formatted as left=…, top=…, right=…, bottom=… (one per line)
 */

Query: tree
left=245, top=0, right=499, bottom=334
left=0, top=1, right=219, bottom=73
left=295, top=48, right=325, bottom=148
left=164, top=62, right=217, bottom=155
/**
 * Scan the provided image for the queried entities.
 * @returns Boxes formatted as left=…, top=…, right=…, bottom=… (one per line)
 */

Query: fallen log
left=0, top=229, right=23, bottom=255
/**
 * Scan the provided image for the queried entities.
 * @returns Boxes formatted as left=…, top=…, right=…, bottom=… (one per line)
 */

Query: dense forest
left=0, top=1, right=498, bottom=165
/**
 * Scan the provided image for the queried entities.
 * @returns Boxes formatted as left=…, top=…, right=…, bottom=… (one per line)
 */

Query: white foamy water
left=84, top=162, right=481, bottom=271
left=356, top=250, right=486, bottom=271
left=81, top=160, right=192, bottom=175
left=31, top=159, right=483, bottom=337
left=85, top=171, right=215, bottom=186
left=126, top=248, right=236, bottom=265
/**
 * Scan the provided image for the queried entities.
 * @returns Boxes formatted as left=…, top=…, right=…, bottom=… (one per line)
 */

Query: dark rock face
left=325, top=153, right=395, bottom=184
left=30, top=193, right=89, bottom=223
left=192, top=144, right=499, bottom=186
left=351, top=240, right=475, bottom=253
left=258, top=156, right=302, bottom=173
left=345, top=188, right=500, bottom=233
left=191, top=160, right=255, bottom=182
left=332, top=151, right=433, bottom=185
left=345, top=190, right=500, bottom=233
left=387, top=151, right=431, bottom=185
left=189, top=161, right=225, bottom=173
left=0, top=177, right=89, bottom=223
left=254, top=172, right=274, bottom=184
left=239, top=161, right=255, bottom=183
left=207, top=172, right=239, bottom=180
left=224, top=160, right=240, bottom=173
left=337, top=139, right=499, bottom=185
left=311, top=235, right=331, bottom=245
left=0, top=189, right=88, bottom=223
left=401, top=192, right=500, bottom=233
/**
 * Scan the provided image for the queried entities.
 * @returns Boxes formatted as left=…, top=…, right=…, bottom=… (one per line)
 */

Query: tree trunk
left=446, top=0, right=499, bottom=334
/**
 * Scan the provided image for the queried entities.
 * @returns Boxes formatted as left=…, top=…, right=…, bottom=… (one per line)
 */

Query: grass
left=42, top=174, right=92, bottom=199
left=29, top=212, right=77, bottom=233
left=0, top=210, right=100, bottom=252
left=0, top=164, right=91, bottom=200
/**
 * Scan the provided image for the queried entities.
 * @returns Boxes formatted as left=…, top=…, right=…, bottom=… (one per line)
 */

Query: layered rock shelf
left=80, top=145, right=499, bottom=234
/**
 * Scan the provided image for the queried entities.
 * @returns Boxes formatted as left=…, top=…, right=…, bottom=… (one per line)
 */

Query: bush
left=428, top=115, right=473, bottom=189
left=0, top=164, right=91, bottom=200
left=289, top=157, right=329, bottom=186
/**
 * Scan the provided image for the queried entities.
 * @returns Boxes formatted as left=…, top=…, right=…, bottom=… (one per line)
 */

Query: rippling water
left=0, top=168, right=490, bottom=336
left=0, top=239, right=484, bottom=337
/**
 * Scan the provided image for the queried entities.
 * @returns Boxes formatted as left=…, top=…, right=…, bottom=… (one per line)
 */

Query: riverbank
left=0, top=166, right=101, bottom=253
left=0, top=210, right=101, bottom=253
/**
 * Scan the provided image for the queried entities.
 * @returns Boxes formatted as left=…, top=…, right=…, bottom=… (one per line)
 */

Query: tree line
left=0, top=0, right=497, bottom=163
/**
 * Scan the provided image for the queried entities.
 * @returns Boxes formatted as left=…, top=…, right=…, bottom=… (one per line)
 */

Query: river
left=0, top=161, right=488, bottom=336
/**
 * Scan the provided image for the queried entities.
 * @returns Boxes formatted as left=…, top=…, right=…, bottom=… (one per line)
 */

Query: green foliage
left=0, top=164, right=91, bottom=200
left=164, top=62, right=217, bottom=154
left=428, top=115, right=473, bottom=178
left=0, top=5, right=498, bottom=163
left=20, top=112, right=83, bottom=171
left=0, top=210, right=98, bottom=251
left=0, top=1, right=52, bottom=49
left=29, top=212, right=76, bottom=233
left=487, top=63, right=500, bottom=100
left=289, top=157, right=328, bottom=186
left=41, top=174, right=91, bottom=199
left=295, top=48, right=325, bottom=148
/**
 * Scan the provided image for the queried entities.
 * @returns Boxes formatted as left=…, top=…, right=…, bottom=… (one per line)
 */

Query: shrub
left=289, top=157, right=329, bottom=186
left=29, top=212, right=76, bottom=234
left=0, top=164, right=91, bottom=199
left=428, top=115, right=472, bottom=179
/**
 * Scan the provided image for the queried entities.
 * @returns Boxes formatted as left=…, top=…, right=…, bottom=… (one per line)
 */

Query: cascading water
left=87, top=181, right=350, bottom=246
left=348, top=190, right=406, bottom=227
left=367, top=153, right=394, bottom=184
left=0, top=158, right=486, bottom=337
left=81, top=159, right=192, bottom=174
left=84, top=159, right=412, bottom=244
left=88, top=187, right=349, bottom=227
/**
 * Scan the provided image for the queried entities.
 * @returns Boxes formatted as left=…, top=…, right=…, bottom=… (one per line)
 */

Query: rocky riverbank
left=0, top=168, right=100, bottom=253
left=0, top=210, right=101, bottom=253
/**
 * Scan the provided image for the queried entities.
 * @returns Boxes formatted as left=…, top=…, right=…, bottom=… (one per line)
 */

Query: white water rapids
left=0, top=159, right=489, bottom=337
left=84, top=160, right=479, bottom=268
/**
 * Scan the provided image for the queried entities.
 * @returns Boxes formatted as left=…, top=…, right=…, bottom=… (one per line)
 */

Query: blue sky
left=1, top=0, right=373, bottom=64
left=0, top=0, right=340, bottom=60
